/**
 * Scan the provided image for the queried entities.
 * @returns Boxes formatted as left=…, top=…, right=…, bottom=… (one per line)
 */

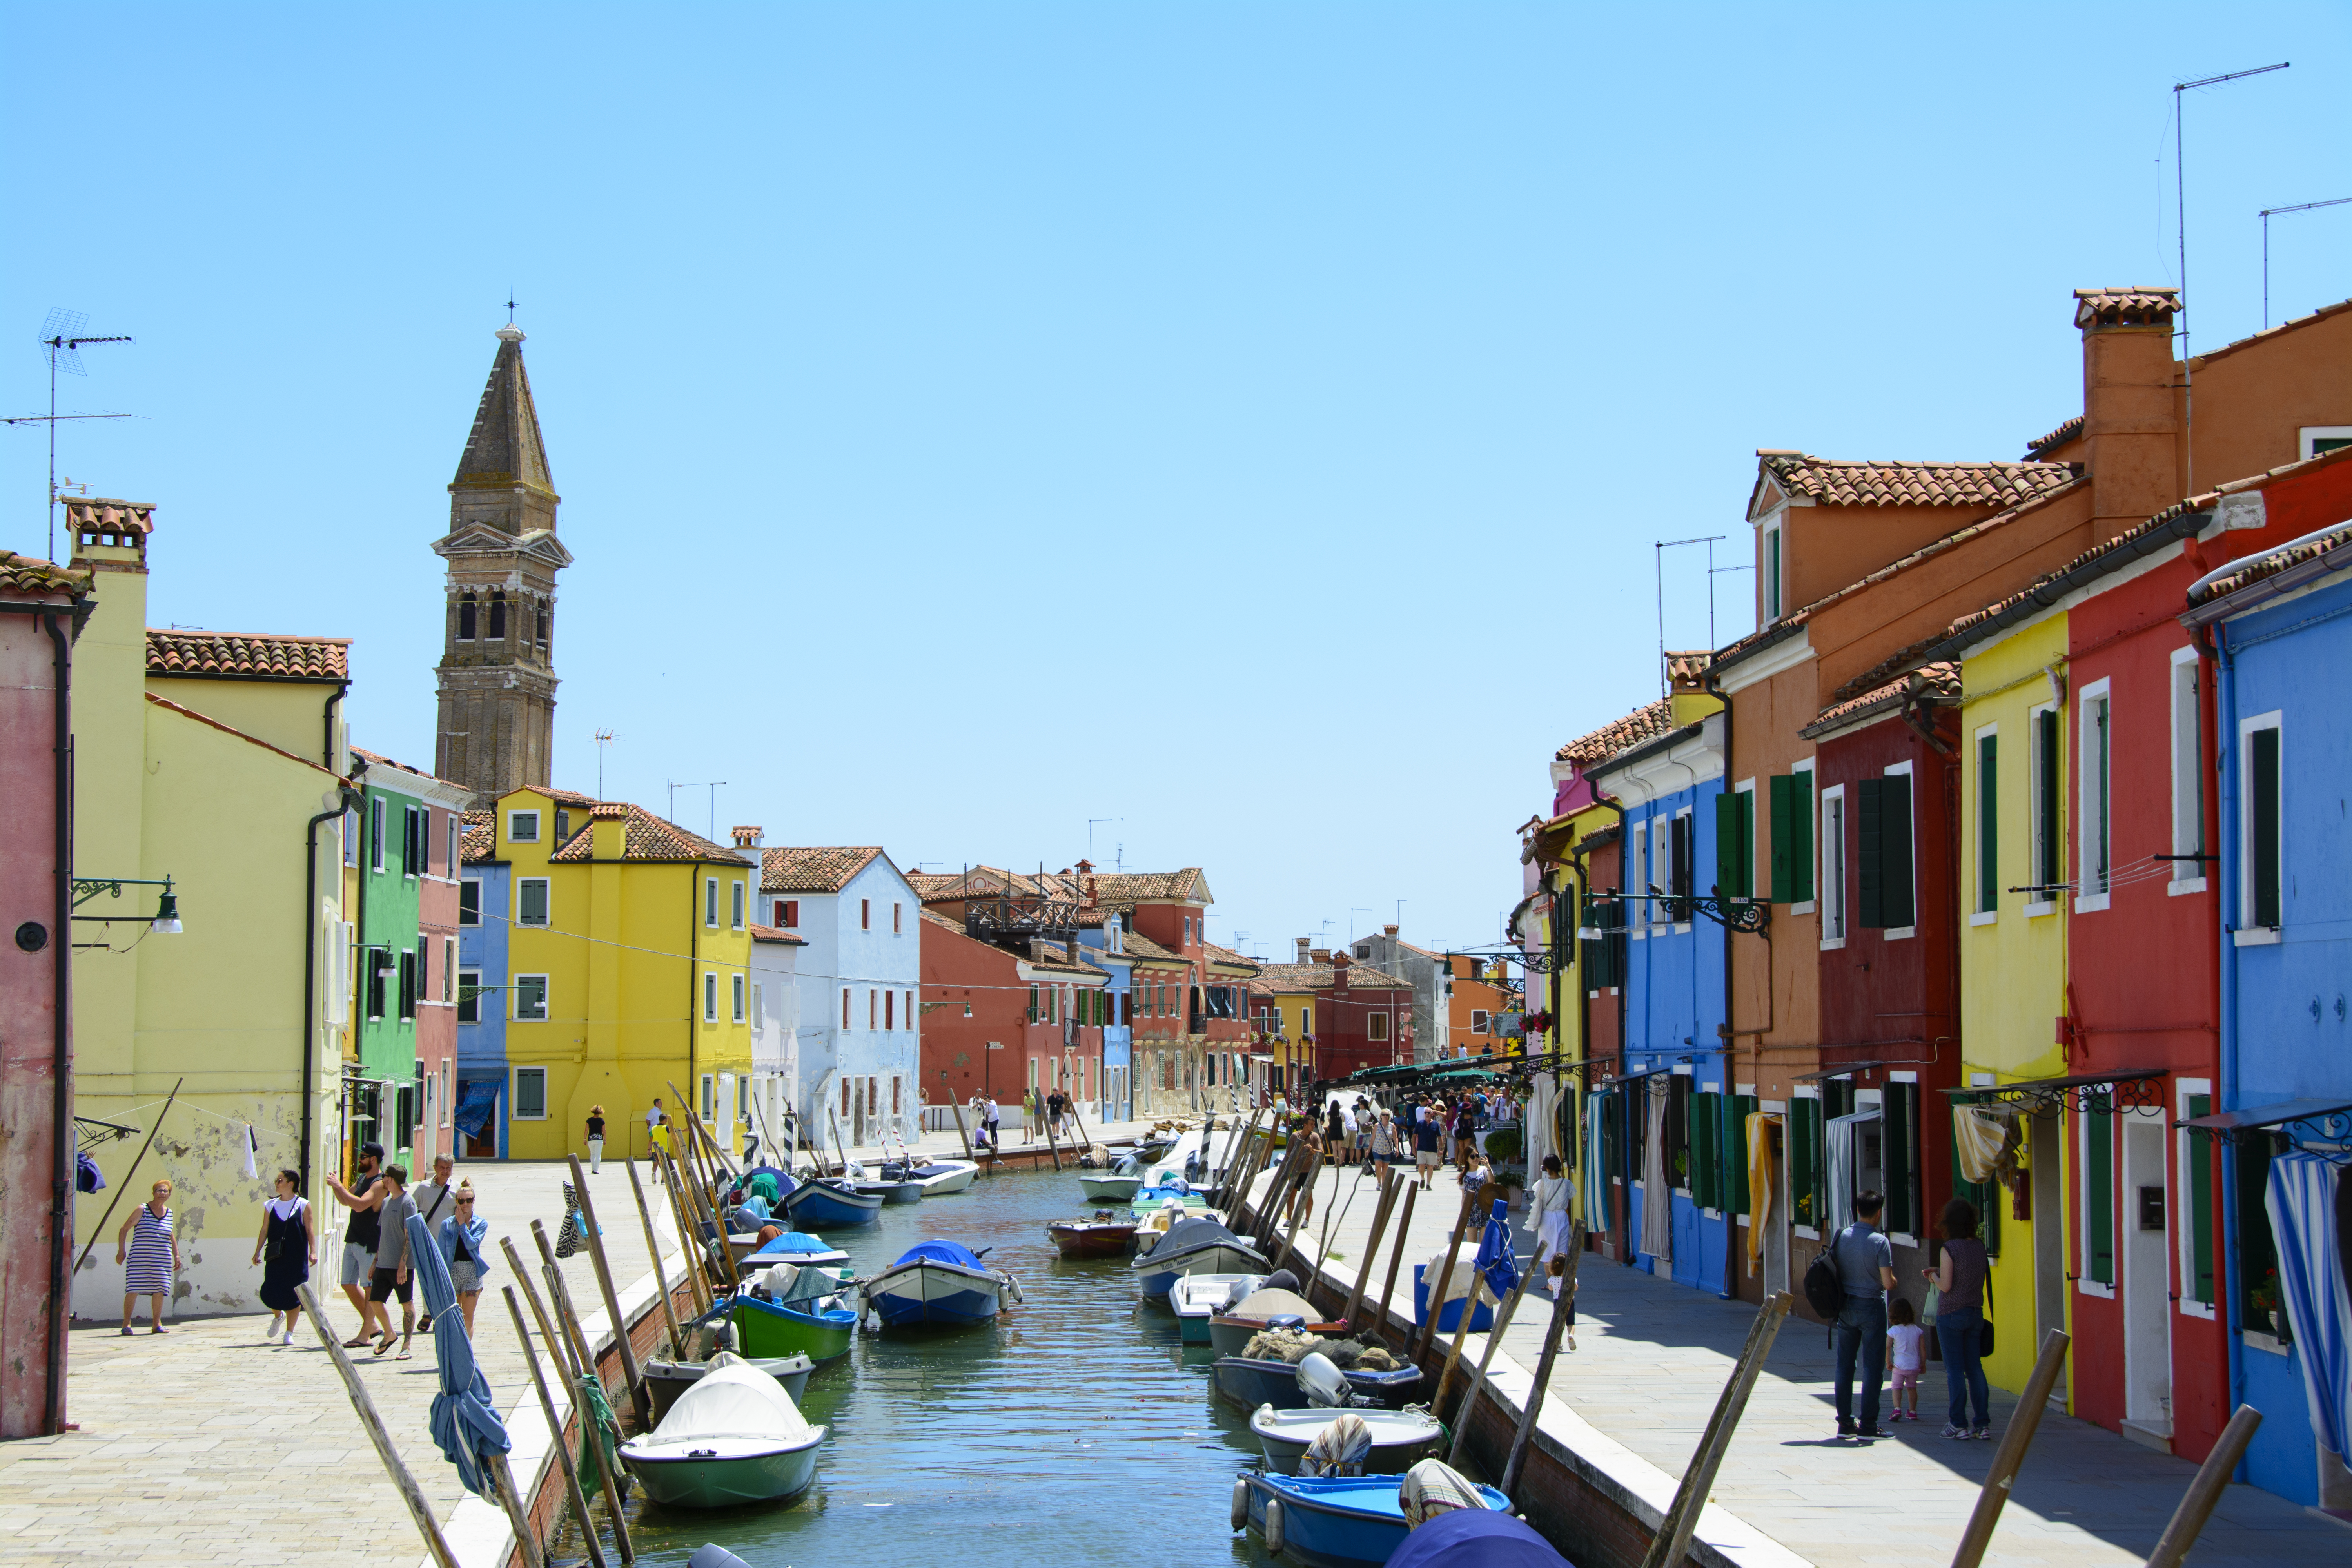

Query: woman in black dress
left=250, top=1168, right=316, bottom=1346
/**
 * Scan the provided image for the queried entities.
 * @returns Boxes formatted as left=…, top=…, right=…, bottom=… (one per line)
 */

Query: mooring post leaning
left=295, top=1283, right=461, bottom=1568
left=1947, top=1330, right=2071, bottom=1568
left=500, top=1284, right=609, bottom=1568
left=1500, top=1220, right=1586, bottom=1495
left=1413, top=1187, right=1483, bottom=1363
left=1637, top=1290, right=1795, bottom=1568
left=2143, top=1403, right=2264, bottom=1568
left=568, top=1154, right=651, bottom=1431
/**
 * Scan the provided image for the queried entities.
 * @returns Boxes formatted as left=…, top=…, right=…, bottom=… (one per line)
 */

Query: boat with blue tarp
left=860, top=1239, right=1021, bottom=1327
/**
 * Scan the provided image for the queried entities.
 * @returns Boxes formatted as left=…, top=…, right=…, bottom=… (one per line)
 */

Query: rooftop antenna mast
left=2174, top=62, right=2288, bottom=496
left=1654, top=535, right=1725, bottom=697
left=2259, top=196, right=2351, bottom=328
left=593, top=730, right=620, bottom=797
left=1087, top=818, right=1116, bottom=864
left=5, top=310, right=132, bottom=561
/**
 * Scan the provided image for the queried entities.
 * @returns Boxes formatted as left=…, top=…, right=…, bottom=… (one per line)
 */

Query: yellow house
left=1955, top=613, right=2075, bottom=1397
left=65, top=499, right=357, bottom=1321
left=484, top=788, right=754, bottom=1161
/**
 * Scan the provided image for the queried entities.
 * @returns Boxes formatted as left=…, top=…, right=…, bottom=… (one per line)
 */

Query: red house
left=917, top=909, right=1106, bottom=1125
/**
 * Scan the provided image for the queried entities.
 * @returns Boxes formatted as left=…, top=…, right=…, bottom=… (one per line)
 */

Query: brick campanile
left=432, top=324, right=573, bottom=802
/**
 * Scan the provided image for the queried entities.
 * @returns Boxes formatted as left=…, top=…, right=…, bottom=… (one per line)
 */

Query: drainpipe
left=302, top=786, right=363, bottom=1193
left=321, top=680, right=347, bottom=772
left=2205, top=618, right=2247, bottom=1476
left=42, top=605, right=73, bottom=1437
left=1708, top=671, right=1740, bottom=1299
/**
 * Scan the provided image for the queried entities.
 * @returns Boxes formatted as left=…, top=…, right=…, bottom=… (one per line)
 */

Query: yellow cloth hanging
left=1952, top=1106, right=2008, bottom=1183
left=1745, top=1112, right=1775, bottom=1276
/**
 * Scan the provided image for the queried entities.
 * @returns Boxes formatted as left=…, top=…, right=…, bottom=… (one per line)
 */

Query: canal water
left=615, top=1166, right=1285, bottom=1566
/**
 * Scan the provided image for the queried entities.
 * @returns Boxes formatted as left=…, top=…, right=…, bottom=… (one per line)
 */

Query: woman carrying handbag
left=1922, top=1196, right=1993, bottom=1440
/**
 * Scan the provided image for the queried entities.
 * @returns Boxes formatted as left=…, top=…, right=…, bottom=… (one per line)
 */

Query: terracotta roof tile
left=1757, top=452, right=2078, bottom=511
left=462, top=812, right=494, bottom=864
left=2022, top=415, right=2083, bottom=459
left=749, top=923, right=808, bottom=946
left=350, top=746, right=466, bottom=789
left=62, top=498, right=155, bottom=538
left=2073, top=287, right=2180, bottom=328
left=1118, top=929, right=1185, bottom=964
left=0, top=551, right=91, bottom=597
left=1084, top=869, right=1207, bottom=905
left=548, top=802, right=738, bottom=863
left=760, top=846, right=884, bottom=893
left=2187, top=451, right=2352, bottom=604
left=1200, top=941, right=1260, bottom=973
left=146, top=628, right=350, bottom=681
left=1025, top=940, right=1106, bottom=977
left=1249, top=959, right=1411, bottom=992
left=1802, top=662, right=1960, bottom=738
left=1553, top=698, right=1676, bottom=765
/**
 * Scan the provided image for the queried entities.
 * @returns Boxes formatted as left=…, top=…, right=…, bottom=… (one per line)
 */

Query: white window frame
left=1882, top=760, right=1917, bottom=941
left=1672, top=805, right=1695, bottom=933
left=704, top=971, right=719, bottom=1023
left=2076, top=1105, right=2117, bottom=1300
left=457, top=968, right=482, bottom=1025
left=705, top=877, right=720, bottom=929
left=1971, top=722, right=2000, bottom=924
left=2175, top=1075, right=2218, bottom=1320
left=1791, top=1083, right=1822, bottom=1238
left=1471, top=1009, right=1490, bottom=1034
left=750, top=981, right=765, bottom=1030
left=731, top=880, right=746, bottom=930
left=1626, top=815, right=1649, bottom=938
left=1818, top=783, right=1847, bottom=948
left=459, top=877, right=482, bottom=927
left=516, top=877, right=551, bottom=927
left=1791, top=756, right=1818, bottom=916
left=441, top=936, right=456, bottom=1003
left=512, top=1065, right=548, bottom=1121
left=2298, top=425, right=2352, bottom=459
left=2076, top=677, right=2113, bottom=912
left=2168, top=648, right=2208, bottom=895
left=2026, top=702, right=2060, bottom=918
left=1762, top=517, right=1784, bottom=621
left=508, top=809, right=539, bottom=844
left=731, top=973, right=746, bottom=1024
left=513, top=974, right=549, bottom=1023
left=701, top=1073, right=716, bottom=1121
left=2236, top=710, right=2284, bottom=945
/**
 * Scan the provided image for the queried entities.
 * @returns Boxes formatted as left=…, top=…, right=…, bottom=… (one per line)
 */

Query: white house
left=746, top=918, right=804, bottom=1164
left=758, top=846, right=922, bottom=1148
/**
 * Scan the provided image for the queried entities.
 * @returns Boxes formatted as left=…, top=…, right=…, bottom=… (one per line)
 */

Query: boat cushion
left=1398, top=1459, right=1492, bottom=1528
left=1298, top=1413, right=1373, bottom=1478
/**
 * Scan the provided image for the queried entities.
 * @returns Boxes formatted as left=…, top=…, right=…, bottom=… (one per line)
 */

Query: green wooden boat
left=731, top=1294, right=858, bottom=1365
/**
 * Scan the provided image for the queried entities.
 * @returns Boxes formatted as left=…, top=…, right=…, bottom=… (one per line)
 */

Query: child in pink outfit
left=1886, top=1298, right=1926, bottom=1421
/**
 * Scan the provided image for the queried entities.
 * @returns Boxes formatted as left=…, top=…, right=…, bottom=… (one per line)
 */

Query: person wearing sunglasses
left=433, top=1181, right=492, bottom=1335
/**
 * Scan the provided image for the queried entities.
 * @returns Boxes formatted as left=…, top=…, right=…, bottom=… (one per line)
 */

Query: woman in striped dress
left=116, top=1179, right=183, bottom=1335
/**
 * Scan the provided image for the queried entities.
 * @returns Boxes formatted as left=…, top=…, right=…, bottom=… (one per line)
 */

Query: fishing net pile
left=1239, top=1328, right=1404, bottom=1370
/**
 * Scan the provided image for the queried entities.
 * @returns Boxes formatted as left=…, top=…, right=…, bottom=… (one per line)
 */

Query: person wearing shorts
left=1412, top=1111, right=1443, bottom=1188
left=325, top=1142, right=387, bottom=1339
left=1886, top=1297, right=1926, bottom=1422
left=365, top=1165, right=419, bottom=1360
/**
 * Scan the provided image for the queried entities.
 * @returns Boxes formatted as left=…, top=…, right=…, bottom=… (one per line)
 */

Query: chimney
left=1332, top=950, right=1350, bottom=989
left=2074, top=288, right=2183, bottom=545
left=731, top=825, right=764, bottom=849
left=1296, top=937, right=1311, bottom=964
left=1310, top=948, right=1331, bottom=965
left=1383, top=922, right=1399, bottom=938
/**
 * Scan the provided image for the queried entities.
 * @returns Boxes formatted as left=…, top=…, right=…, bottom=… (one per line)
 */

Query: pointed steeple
left=453, top=325, right=555, bottom=501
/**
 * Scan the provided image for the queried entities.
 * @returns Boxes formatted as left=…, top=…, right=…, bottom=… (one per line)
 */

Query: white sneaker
left=282, top=1329, right=295, bottom=1345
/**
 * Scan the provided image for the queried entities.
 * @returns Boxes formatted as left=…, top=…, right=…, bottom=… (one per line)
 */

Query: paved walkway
left=1, top=1158, right=686, bottom=1568
left=1273, top=1158, right=2351, bottom=1568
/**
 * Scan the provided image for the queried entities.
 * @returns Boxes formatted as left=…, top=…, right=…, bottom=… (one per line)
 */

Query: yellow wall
left=1958, top=612, right=2074, bottom=1399
left=71, top=546, right=350, bottom=1318
left=493, top=790, right=753, bottom=1161
left=145, top=675, right=335, bottom=767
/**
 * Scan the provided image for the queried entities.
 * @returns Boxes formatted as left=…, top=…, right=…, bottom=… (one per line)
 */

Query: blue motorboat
left=1235, top=1472, right=1509, bottom=1568
left=860, top=1240, right=1020, bottom=1328
left=782, top=1177, right=884, bottom=1228
left=1212, top=1356, right=1424, bottom=1411
left=744, top=1230, right=852, bottom=1269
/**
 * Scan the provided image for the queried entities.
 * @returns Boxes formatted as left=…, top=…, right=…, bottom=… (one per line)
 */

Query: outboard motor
left=689, top=1546, right=755, bottom=1568
left=1296, top=1351, right=1352, bottom=1410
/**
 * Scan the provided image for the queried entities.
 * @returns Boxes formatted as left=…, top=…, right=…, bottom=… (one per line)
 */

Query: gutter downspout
left=2205, top=617, right=2248, bottom=1480
left=321, top=680, right=347, bottom=772
left=1709, top=671, right=1740, bottom=1299
left=42, top=606, right=73, bottom=1437
left=302, top=787, right=362, bottom=1193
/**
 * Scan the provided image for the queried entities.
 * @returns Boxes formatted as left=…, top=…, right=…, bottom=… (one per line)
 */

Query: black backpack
left=1803, top=1228, right=1848, bottom=1318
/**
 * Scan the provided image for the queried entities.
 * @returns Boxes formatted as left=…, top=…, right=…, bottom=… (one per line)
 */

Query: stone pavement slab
left=1275, top=1158, right=2351, bottom=1568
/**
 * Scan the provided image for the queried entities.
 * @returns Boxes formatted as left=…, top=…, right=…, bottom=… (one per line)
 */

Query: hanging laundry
left=76, top=1150, right=107, bottom=1193
left=240, top=1123, right=259, bottom=1180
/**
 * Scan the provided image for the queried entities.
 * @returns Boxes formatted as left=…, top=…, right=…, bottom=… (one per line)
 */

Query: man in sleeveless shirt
left=324, top=1142, right=386, bottom=1343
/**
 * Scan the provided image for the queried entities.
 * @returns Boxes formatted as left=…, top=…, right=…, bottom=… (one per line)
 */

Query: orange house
left=1436, top=954, right=1520, bottom=1060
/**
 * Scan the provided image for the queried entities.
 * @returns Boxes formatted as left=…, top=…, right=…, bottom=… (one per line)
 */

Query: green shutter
left=2235, top=1139, right=2281, bottom=1336
left=2087, top=1108, right=2115, bottom=1285
left=1691, top=1093, right=1719, bottom=1208
left=1731, top=1094, right=1757, bottom=1216
left=2187, top=1094, right=2214, bottom=1305
left=1977, top=733, right=1999, bottom=912
left=2036, top=708, right=2061, bottom=888
left=1790, top=772, right=1814, bottom=902
left=2250, top=727, right=2281, bottom=928
left=1791, top=1098, right=1820, bottom=1230
left=1857, top=778, right=1883, bottom=928
left=1884, top=1083, right=1911, bottom=1235
left=1716, top=793, right=1741, bottom=898
left=1883, top=774, right=1914, bottom=926
left=1769, top=775, right=1794, bottom=902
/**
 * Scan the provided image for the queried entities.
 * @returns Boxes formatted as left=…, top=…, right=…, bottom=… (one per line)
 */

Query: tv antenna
left=670, top=781, right=726, bottom=840
left=1087, top=818, right=1117, bottom=864
left=4, top=310, right=133, bottom=561
left=1654, top=535, right=1726, bottom=696
left=2173, top=62, right=2288, bottom=495
left=593, top=730, right=621, bottom=797
left=2259, top=196, right=2350, bottom=328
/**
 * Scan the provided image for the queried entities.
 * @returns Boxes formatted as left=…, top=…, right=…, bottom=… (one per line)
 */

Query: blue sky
left=4, top=4, right=2345, bottom=962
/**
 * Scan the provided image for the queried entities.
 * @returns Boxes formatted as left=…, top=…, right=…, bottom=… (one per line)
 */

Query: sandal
left=342, top=1333, right=373, bottom=1348
left=120, top=1326, right=136, bottom=1337
left=372, top=1334, right=396, bottom=1357
left=394, top=1343, right=413, bottom=1361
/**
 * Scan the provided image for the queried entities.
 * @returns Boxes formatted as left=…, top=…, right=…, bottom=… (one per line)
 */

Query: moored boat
left=782, top=1178, right=885, bottom=1228
left=885, top=1157, right=978, bottom=1195
left=643, top=1352, right=816, bottom=1424
left=1249, top=1406, right=1445, bottom=1476
left=1170, top=1272, right=1263, bottom=1343
left=860, top=1240, right=1020, bottom=1328
left=1207, top=1284, right=1344, bottom=1357
left=731, top=1291, right=859, bottom=1365
left=1080, top=1173, right=1143, bottom=1203
left=744, top=1231, right=851, bottom=1269
left=617, top=1355, right=827, bottom=1509
left=1212, top=1356, right=1423, bottom=1411
left=1131, top=1214, right=1268, bottom=1299
left=1047, top=1217, right=1137, bottom=1259
left=1233, top=1472, right=1509, bottom=1568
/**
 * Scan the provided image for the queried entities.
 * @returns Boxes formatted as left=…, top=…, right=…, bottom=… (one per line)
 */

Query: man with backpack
left=1805, top=1189, right=1897, bottom=1439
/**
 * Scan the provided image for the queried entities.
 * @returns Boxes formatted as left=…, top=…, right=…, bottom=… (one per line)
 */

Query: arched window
left=488, top=590, right=507, bottom=640
left=457, top=594, right=477, bottom=641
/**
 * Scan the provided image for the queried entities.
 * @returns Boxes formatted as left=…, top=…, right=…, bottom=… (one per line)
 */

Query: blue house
left=455, top=822, right=511, bottom=1159
left=2186, top=463, right=2352, bottom=1513
left=1590, top=709, right=1732, bottom=1296
left=1079, top=925, right=1135, bottom=1122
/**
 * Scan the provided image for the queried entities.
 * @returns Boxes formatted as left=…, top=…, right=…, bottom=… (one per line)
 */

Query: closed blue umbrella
left=1473, top=1198, right=1519, bottom=1301
left=406, top=1213, right=512, bottom=1496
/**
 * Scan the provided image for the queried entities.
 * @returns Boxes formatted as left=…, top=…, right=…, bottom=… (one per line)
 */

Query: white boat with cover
left=617, top=1354, right=827, bottom=1508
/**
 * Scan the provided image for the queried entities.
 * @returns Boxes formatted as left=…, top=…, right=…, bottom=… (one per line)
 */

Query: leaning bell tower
left=432, top=325, right=573, bottom=802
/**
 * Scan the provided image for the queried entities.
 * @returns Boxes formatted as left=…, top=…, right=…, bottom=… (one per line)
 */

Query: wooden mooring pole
left=1500, top=1221, right=1586, bottom=1496
left=1370, top=1182, right=1418, bottom=1345
left=1636, top=1290, right=1794, bottom=1568
left=1947, top=1330, right=2071, bottom=1568
left=1412, top=1187, right=1483, bottom=1362
left=568, top=1155, right=651, bottom=1430
left=501, top=1285, right=608, bottom=1568
left=622, top=1160, right=686, bottom=1360
left=2144, top=1403, right=2263, bottom=1568
left=295, top=1283, right=459, bottom=1568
